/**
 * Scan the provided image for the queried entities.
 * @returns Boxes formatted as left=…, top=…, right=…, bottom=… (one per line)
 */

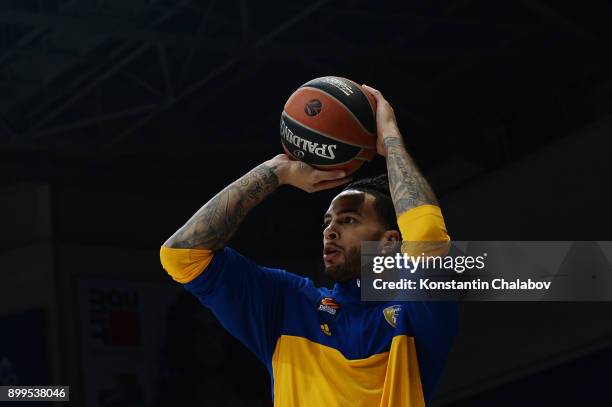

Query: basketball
left=280, top=76, right=377, bottom=175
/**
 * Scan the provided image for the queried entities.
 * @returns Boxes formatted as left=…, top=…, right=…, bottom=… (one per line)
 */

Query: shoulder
left=395, top=300, right=459, bottom=337
left=213, top=246, right=317, bottom=291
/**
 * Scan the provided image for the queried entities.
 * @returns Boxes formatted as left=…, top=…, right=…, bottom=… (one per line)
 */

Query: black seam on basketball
left=312, top=150, right=375, bottom=167
left=281, top=113, right=363, bottom=165
left=281, top=111, right=373, bottom=149
left=346, top=78, right=377, bottom=117
left=311, top=148, right=373, bottom=167
left=300, top=86, right=376, bottom=138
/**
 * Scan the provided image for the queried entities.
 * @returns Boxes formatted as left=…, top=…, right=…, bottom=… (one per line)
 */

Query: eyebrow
left=323, top=208, right=362, bottom=220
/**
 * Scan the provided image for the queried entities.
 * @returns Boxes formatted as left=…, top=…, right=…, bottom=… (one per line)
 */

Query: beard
left=324, top=246, right=362, bottom=282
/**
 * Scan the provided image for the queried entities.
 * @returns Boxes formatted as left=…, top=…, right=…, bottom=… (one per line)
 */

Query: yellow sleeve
left=398, top=205, right=450, bottom=256
left=159, top=246, right=214, bottom=284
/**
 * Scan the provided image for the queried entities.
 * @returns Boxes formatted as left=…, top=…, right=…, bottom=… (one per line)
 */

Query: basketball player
left=160, top=84, right=458, bottom=406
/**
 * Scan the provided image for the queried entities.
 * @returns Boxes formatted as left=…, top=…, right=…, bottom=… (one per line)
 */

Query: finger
left=312, top=176, right=353, bottom=192
left=362, top=84, right=383, bottom=99
left=272, top=153, right=291, bottom=161
left=311, top=169, right=347, bottom=182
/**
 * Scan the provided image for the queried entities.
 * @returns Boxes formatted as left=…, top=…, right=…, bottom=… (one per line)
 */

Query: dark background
left=1, top=0, right=611, bottom=406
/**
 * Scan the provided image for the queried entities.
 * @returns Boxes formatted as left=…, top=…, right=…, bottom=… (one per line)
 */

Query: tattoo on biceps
left=168, top=164, right=279, bottom=249
left=384, top=138, right=438, bottom=216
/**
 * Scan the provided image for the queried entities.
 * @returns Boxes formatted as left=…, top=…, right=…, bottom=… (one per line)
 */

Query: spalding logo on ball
left=280, top=76, right=377, bottom=175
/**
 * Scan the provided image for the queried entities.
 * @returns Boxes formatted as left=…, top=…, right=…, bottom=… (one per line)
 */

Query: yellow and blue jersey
left=160, top=205, right=458, bottom=406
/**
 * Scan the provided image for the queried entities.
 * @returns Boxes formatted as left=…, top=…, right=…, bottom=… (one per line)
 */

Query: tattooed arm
left=163, top=154, right=350, bottom=250
left=362, top=85, right=438, bottom=216
left=163, top=162, right=279, bottom=250
left=383, top=137, right=438, bottom=215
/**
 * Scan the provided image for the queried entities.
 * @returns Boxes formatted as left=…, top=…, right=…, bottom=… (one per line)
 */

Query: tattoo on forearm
left=164, top=163, right=280, bottom=250
left=384, top=136, right=438, bottom=216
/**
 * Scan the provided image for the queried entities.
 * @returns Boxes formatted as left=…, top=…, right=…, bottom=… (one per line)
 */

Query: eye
left=341, top=216, right=357, bottom=224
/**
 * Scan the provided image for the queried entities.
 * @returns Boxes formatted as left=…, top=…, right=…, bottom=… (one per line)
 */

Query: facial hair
left=324, top=246, right=362, bottom=283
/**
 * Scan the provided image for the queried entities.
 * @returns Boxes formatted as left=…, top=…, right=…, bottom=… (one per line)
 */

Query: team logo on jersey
left=318, top=297, right=340, bottom=316
left=320, top=323, right=332, bottom=336
left=383, top=305, right=402, bottom=328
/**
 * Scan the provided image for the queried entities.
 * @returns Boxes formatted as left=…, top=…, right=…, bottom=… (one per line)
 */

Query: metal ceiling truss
left=0, top=0, right=609, bottom=162
left=0, top=0, right=194, bottom=140
left=0, top=0, right=335, bottom=150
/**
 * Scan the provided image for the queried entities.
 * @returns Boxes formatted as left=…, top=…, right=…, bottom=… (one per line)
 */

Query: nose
left=324, top=223, right=339, bottom=241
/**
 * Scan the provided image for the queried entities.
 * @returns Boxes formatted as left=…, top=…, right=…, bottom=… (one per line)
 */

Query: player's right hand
left=361, top=84, right=403, bottom=157
left=267, top=154, right=352, bottom=193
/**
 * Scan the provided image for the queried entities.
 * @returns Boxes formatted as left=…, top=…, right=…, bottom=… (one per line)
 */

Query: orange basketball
left=280, top=76, right=377, bottom=175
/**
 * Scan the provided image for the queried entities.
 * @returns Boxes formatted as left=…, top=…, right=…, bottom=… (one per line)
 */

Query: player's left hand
left=361, top=84, right=404, bottom=157
left=267, top=154, right=352, bottom=193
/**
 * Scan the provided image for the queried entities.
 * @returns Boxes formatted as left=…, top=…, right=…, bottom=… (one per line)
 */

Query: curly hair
left=343, top=174, right=399, bottom=231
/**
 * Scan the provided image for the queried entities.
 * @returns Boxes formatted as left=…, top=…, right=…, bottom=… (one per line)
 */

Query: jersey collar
left=332, top=277, right=361, bottom=301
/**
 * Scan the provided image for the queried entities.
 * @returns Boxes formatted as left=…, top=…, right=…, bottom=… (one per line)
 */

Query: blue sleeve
left=183, top=246, right=310, bottom=366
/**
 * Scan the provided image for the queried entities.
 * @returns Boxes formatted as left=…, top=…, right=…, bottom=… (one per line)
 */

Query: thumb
left=312, top=169, right=347, bottom=182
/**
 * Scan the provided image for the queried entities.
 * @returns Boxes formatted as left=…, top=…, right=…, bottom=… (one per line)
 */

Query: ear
left=379, top=230, right=401, bottom=254
left=382, top=229, right=401, bottom=243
